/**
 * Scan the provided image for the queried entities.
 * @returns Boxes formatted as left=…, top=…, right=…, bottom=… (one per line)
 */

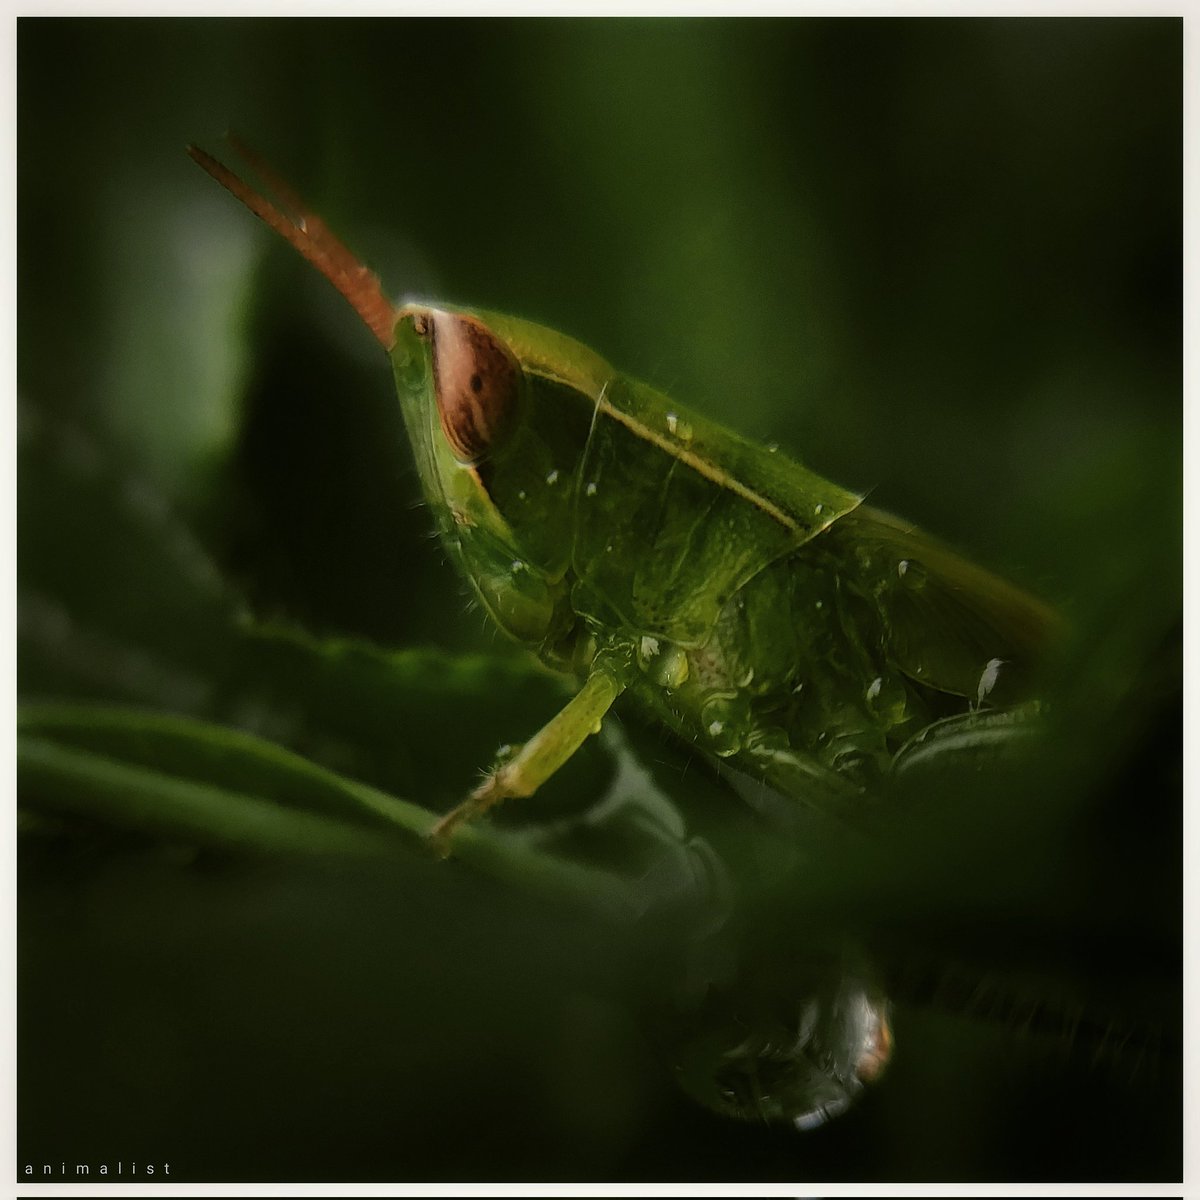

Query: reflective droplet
left=585, top=481, right=598, bottom=497
left=666, top=413, right=693, bottom=442
left=673, top=978, right=892, bottom=1130
left=814, top=502, right=824, bottom=516
left=701, top=697, right=746, bottom=757
left=864, top=672, right=908, bottom=726
left=510, top=560, right=525, bottom=573
left=767, top=442, right=779, bottom=453
left=517, top=490, right=527, bottom=501
left=642, top=643, right=689, bottom=690
left=545, top=468, right=560, bottom=485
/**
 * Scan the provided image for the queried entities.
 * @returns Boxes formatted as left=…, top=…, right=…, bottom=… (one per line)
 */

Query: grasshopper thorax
left=411, top=308, right=521, bottom=466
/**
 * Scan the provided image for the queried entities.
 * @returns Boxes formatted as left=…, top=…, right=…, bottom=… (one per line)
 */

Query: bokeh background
left=18, top=17, right=1180, bottom=1183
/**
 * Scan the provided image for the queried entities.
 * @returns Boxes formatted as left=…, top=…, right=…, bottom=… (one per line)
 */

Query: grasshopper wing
left=572, top=375, right=861, bottom=646
left=828, top=506, right=1060, bottom=702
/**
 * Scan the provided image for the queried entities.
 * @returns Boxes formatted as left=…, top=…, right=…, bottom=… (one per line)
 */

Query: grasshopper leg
left=430, top=663, right=628, bottom=854
left=890, top=704, right=1041, bottom=778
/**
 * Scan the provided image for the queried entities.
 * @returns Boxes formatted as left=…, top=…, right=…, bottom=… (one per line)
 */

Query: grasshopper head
left=391, top=305, right=591, bottom=651
left=189, top=141, right=588, bottom=654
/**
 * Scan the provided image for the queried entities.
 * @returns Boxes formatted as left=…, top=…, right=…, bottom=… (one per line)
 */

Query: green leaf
left=18, top=703, right=647, bottom=923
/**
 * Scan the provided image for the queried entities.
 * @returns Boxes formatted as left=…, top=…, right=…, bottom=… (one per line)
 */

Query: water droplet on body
left=665, top=412, right=693, bottom=442
left=701, top=696, right=746, bottom=757
left=864, top=672, right=908, bottom=726
left=639, top=636, right=690, bottom=689
left=657, top=646, right=690, bottom=689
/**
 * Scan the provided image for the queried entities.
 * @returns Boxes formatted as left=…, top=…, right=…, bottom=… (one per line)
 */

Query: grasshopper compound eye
left=423, top=311, right=521, bottom=466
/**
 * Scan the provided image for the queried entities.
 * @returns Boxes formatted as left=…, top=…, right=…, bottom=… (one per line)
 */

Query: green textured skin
left=390, top=305, right=1054, bottom=790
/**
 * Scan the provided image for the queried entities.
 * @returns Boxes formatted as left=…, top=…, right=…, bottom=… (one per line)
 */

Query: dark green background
left=19, top=18, right=1181, bottom=1183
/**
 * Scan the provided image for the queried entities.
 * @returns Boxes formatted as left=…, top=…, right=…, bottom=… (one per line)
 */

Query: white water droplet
left=767, top=442, right=779, bottom=453
left=814, top=503, right=825, bottom=515
left=585, top=481, right=598, bottom=497
left=546, top=469, right=560, bottom=485
left=865, top=677, right=883, bottom=702
left=666, top=412, right=679, bottom=434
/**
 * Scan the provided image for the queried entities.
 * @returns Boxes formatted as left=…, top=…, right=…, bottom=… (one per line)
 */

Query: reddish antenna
left=188, top=137, right=397, bottom=350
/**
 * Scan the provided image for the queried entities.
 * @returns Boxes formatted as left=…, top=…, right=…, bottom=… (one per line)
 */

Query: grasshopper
left=190, top=140, right=1058, bottom=852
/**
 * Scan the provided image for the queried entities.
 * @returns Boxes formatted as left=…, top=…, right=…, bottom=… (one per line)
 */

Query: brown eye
left=428, top=312, right=521, bottom=465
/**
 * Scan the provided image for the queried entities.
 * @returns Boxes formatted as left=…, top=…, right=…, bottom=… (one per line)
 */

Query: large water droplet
left=673, top=978, right=892, bottom=1130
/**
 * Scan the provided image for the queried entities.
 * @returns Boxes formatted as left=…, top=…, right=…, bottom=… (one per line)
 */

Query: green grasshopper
left=189, top=140, right=1058, bottom=852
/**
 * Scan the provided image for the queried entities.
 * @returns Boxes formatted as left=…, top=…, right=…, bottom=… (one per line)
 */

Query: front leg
left=430, top=662, right=629, bottom=854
